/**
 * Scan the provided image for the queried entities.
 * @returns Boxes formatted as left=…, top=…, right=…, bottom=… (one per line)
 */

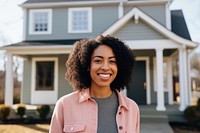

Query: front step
left=139, top=105, right=185, bottom=123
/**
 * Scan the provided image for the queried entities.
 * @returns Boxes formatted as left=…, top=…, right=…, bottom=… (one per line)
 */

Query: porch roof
left=0, top=40, right=77, bottom=55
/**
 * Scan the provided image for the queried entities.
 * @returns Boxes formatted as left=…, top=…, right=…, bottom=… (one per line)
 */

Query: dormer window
left=68, top=7, right=92, bottom=33
left=29, top=9, right=52, bottom=35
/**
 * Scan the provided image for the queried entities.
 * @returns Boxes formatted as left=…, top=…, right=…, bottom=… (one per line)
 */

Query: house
left=0, top=0, right=198, bottom=111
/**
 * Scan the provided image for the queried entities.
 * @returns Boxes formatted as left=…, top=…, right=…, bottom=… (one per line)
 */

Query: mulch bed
left=169, top=121, right=200, bottom=132
left=0, top=118, right=51, bottom=124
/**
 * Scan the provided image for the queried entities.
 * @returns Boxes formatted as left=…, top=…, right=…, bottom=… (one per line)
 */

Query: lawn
left=1, top=124, right=200, bottom=133
left=0, top=124, right=49, bottom=133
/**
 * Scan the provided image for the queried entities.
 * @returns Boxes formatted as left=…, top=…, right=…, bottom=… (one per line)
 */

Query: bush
left=24, top=115, right=36, bottom=124
left=184, top=99, right=200, bottom=124
left=197, top=98, right=200, bottom=110
left=15, top=104, right=26, bottom=119
left=36, top=105, right=50, bottom=120
left=0, top=105, right=11, bottom=121
left=184, top=106, right=197, bottom=123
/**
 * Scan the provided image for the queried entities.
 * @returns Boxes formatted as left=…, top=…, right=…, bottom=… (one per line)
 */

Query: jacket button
left=119, top=126, right=123, bottom=130
left=70, top=126, right=74, bottom=131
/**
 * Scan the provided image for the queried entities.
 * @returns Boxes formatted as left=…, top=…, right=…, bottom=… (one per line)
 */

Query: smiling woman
left=49, top=35, right=140, bottom=133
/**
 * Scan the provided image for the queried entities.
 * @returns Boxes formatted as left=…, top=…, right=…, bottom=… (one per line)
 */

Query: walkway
left=139, top=105, right=182, bottom=133
left=141, top=119, right=174, bottom=133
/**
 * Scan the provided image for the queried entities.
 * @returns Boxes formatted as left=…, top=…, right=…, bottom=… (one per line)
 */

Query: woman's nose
left=101, top=62, right=110, bottom=70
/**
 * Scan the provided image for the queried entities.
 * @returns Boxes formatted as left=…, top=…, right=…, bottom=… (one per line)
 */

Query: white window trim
left=68, top=7, right=92, bottom=33
left=31, top=57, right=58, bottom=104
left=29, top=9, right=52, bottom=35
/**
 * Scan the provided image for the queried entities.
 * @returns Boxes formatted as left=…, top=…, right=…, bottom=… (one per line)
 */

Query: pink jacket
left=49, top=88, right=140, bottom=133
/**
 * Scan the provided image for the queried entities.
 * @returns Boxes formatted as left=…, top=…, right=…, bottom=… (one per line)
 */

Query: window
left=35, top=61, right=54, bottom=90
left=68, top=7, right=92, bottom=33
left=29, top=9, right=52, bottom=34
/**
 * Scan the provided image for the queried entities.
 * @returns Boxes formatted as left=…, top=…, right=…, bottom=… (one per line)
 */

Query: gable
left=102, top=7, right=197, bottom=48
left=113, top=20, right=165, bottom=40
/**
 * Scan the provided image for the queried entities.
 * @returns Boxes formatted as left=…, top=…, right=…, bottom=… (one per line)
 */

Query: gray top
left=92, top=92, right=119, bottom=133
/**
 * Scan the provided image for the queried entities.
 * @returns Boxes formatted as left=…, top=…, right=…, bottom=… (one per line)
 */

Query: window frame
left=68, top=7, right=92, bottom=33
left=29, top=9, right=52, bottom=35
left=35, top=61, right=55, bottom=91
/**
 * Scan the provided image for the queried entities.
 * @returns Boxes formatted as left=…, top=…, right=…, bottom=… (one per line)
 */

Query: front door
left=127, top=60, right=147, bottom=105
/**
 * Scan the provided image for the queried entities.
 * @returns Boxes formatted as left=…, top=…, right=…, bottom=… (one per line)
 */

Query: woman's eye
left=110, top=60, right=117, bottom=64
left=94, top=59, right=102, bottom=63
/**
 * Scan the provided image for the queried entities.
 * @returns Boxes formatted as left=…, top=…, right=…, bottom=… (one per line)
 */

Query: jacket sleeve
left=136, top=106, right=140, bottom=133
left=49, top=98, right=64, bottom=133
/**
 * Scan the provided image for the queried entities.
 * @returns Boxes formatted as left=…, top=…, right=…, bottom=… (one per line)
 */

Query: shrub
left=0, top=105, right=11, bottom=121
left=197, top=98, right=200, bottom=110
left=15, top=104, right=26, bottom=119
left=184, top=99, right=200, bottom=124
left=184, top=106, right=197, bottom=123
left=36, top=105, right=50, bottom=120
left=24, top=115, right=35, bottom=124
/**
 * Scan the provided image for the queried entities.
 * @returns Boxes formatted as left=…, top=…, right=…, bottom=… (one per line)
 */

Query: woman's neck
left=90, top=86, right=112, bottom=98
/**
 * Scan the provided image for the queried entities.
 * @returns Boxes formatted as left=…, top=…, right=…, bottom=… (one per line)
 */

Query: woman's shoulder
left=57, top=91, right=79, bottom=104
left=118, top=93, right=139, bottom=110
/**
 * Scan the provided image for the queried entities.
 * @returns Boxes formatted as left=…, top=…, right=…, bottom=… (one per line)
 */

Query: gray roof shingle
left=171, top=10, right=191, bottom=40
left=23, top=0, right=118, bottom=4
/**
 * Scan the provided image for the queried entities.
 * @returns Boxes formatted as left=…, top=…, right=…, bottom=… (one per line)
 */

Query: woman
left=49, top=35, right=140, bottom=133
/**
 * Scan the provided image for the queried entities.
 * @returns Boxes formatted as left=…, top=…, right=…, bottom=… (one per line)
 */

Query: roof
left=171, top=10, right=191, bottom=40
left=21, top=0, right=170, bottom=8
left=23, top=0, right=113, bottom=4
left=2, top=40, right=79, bottom=48
left=23, top=0, right=163, bottom=4
left=102, top=7, right=197, bottom=48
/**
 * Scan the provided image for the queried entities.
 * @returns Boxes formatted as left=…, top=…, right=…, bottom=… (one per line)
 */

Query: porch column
left=156, top=48, right=166, bottom=111
left=167, top=58, right=173, bottom=105
left=179, top=48, right=187, bottom=111
left=5, top=52, right=13, bottom=105
left=187, top=50, right=192, bottom=105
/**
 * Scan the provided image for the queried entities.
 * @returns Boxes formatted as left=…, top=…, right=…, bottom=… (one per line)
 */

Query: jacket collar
left=78, top=88, right=129, bottom=110
left=115, top=90, right=129, bottom=110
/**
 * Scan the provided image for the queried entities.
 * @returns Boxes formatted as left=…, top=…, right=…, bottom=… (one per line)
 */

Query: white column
left=5, top=52, right=13, bottom=105
left=183, top=49, right=189, bottom=106
left=156, top=48, right=166, bottom=111
left=179, top=48, right=187, bottom=111
left=167, top=58, right=173, bottom=105
left=187, top=49, right=192, bottom=105
left=118, top=2, right=124, bottom=18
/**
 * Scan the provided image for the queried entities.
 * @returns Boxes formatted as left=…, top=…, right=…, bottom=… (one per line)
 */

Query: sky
left=0, top=0, right=200, bottom=70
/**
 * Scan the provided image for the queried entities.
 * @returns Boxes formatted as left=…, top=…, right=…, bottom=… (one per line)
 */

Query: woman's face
left=90, top=45, right=118, bottom=89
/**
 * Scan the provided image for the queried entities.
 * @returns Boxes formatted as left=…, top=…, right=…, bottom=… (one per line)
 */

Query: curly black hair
left=65, top=35, right=135, bottom=91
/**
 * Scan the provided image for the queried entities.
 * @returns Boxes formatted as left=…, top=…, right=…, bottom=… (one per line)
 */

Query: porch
left=8, top=104, right=184, bottom=122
